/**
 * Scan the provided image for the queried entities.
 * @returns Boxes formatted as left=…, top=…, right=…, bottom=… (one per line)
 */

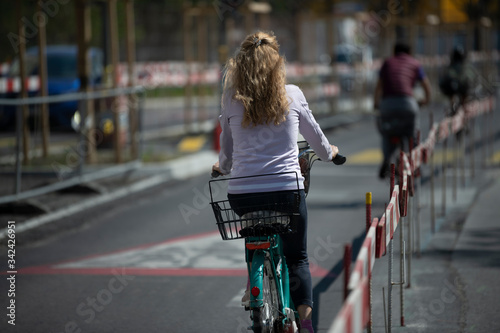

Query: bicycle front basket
left=208, top=171, right=301, bottom=240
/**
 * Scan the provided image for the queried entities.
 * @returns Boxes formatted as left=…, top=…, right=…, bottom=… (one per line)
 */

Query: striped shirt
left=379, top=53, right=425, bottom=98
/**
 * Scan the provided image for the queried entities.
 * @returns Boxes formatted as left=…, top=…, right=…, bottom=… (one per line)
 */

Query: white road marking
left=57, top=232, right=246, bottom=270
left=227, top=288, right=247, bottom=308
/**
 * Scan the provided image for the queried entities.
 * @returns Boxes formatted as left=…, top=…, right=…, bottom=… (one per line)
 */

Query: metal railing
left=0, top=85, right=145, bottom=204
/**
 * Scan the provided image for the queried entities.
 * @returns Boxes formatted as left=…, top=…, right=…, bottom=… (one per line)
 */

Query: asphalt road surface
left=0, top=105, right=497, bottom=333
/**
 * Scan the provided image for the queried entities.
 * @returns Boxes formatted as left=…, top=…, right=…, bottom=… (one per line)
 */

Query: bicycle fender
left=249, top=251, right=265, bottom=308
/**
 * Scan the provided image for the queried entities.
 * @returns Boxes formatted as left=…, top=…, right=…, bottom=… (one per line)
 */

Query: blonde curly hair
left=223, top=31, right=289, bottom=127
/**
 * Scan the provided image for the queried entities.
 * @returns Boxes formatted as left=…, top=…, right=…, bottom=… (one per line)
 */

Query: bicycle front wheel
left=252, top=260, right=282, bottom=333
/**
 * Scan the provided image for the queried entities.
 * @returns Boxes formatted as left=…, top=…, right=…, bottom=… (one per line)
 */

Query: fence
left=0, top=86, right=145, bottom=205
left=116, top=50, right=499, bottom=117
left=328, top=95, right=496, bottom=333
left=2, top=50, right=497, bottom=129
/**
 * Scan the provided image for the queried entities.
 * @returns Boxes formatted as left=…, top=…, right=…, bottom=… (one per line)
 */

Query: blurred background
left=0, top=0, right=498, bottom=169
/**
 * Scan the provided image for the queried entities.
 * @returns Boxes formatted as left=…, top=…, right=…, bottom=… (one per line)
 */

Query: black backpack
left=439, top=64, right=469, bottom=97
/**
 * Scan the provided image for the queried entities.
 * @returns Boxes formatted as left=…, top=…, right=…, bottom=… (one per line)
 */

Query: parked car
left=0, top=45, right=104, bottom=130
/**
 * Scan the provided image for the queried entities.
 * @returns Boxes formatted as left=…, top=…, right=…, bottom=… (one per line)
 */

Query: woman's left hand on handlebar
left=212, top=161, right=224, bottom=176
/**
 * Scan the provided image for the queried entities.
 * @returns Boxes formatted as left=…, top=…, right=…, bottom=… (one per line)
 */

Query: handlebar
left=212, top=152, right=346, bottom=178
left=211, top=170, right=223, bottom=178
left=332, top=154, right=347, bottom=165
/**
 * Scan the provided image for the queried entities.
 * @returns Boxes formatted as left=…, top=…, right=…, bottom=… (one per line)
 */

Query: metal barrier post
left=442, top=130, right=448, bottom=216
left=400, top=150, right=411, bottom=281
left=460, top=126, right=466, bottom=188
left=388, top=227, right=394, bottom=333
left=488, top=104, right=494, bottom=166
left=366, top=192, right=373, bottom=333
left=470, top=117, right=475, bottom=179
left=388, top=164, right=395, bottom=332
left=407, top=180, right=420, bottom=258
left=397, top=158, right=407, bottom=326
left=390, top=164, right=395, bottom=197
left=343, top=244, right=352, bottom=301
left=399, top=185, right=405, bottom=327
left=366, top=192, right=372, bottom=233
left=429, top=111, right=436, bottom=232
left=408, top=164, right=420, bottom=260
left=138, top=90, right=145, bottom=159
left=15, top=106, right=23, bottom=195
left=481, top=108, right=486, bottom=167
left=453, top=127, right=458, bottom=202
left=486, top=102, right=495, bottom=165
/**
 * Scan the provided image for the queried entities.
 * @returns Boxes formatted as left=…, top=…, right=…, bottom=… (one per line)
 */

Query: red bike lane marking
left=15, top=231, right=332, bottom=277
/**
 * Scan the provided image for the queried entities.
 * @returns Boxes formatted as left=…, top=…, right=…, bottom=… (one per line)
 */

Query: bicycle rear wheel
left=252, top=260, right=282, bottom=333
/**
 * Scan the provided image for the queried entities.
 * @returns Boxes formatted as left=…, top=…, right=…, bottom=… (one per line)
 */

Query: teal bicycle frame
left=246, top=233, right=296, bottom=331
left=247, top=235, right=291, bottom=308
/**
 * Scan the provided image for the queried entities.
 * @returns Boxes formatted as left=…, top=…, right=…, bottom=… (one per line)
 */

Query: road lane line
left=178, top=135, right=207, bottom=152
left=348, top=149, right=382, bottom=165
left=12, top=227, right=334, bottom=278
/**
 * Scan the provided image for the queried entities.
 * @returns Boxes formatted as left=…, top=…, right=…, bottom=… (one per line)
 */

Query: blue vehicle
left=0, top=45, right=104, bottom=130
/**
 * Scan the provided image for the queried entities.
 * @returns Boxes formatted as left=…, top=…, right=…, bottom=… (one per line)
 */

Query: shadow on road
left=312, top=229, right=366, bottom=331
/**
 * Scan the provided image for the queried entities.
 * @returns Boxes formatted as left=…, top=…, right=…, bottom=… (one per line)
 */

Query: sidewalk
left=451, top=171, right=500, bottom=331
left=370, top=167, right=500, bottom=332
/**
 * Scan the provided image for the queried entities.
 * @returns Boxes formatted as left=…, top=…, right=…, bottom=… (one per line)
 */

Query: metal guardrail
left=0, top=86, right=146, bottom=204
left=0, top=85, right=144, bottom=106
left=0, top=160, right=141, bottom=205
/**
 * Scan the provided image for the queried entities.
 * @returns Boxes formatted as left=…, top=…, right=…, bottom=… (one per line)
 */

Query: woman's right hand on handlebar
left=330, top=144, right=339, bottom=159
left=330, top=144, right=347, bottom=165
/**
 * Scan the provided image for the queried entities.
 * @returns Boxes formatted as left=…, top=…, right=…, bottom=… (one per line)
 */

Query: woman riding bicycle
left=212, top=31, right=339, bottom=333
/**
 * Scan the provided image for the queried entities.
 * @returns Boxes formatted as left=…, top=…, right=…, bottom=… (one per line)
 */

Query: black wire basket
left=209, top=172, right=301, bottom=241
left=211, top=199, right=300, bottom=240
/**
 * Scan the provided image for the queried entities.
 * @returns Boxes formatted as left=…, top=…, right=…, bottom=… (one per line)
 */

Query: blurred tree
left=0, top=1, right=78, bottom=61
left=0, top=0, right=128, bottom=63
left=0, top=1, right=18, bottom=61
left=1, top=0, right=496, bottom=63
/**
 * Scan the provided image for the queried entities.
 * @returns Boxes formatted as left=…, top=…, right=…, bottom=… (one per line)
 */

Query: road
left=0, top=105, right=498, bottom=333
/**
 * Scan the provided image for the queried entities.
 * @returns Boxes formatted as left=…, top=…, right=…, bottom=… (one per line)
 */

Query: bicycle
left=376, top=110, right=417, bottom=179
left=209, top=142, right=346, bottom=333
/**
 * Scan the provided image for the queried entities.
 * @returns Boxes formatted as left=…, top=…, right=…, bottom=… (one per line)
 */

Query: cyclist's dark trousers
left=228, top=190, right=313, bottom=309
left=379, top=96, right=418, bottom=163
left=382, top=135, right=412, bottom=165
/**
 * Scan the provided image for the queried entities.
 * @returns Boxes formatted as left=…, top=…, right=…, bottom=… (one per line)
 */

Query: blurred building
left=0, top=1, right=498, bottom=65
